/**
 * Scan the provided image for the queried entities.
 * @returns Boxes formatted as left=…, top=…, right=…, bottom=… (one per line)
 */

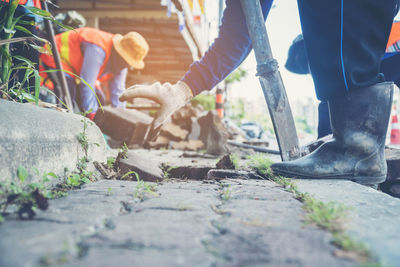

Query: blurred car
left=240, top=121, right=264, bottom=139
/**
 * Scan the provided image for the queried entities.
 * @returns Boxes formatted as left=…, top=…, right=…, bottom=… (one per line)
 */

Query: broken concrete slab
left=170, top=140, right=204, bottom=151
left=198, top=111, right=229, bottom=155
left=0, top=99, right=106, bottom=185
left=118, top=151, right=163, bottom=182
left=147, top=135, right=170, bottom=149
left=187, top=117, right=201, bottom=140
left=160, top=123, right=188, bottom=141
left=295, top=179, right=400, bottom=265
left=94, top=107, right=153, bottom=146
left=167, top=166, right=212, bottom=180
left=215, top=154, right=235, bottom=169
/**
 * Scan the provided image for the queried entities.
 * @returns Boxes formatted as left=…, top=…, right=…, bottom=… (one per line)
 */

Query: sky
left=228, top=0, right=318, bottom=108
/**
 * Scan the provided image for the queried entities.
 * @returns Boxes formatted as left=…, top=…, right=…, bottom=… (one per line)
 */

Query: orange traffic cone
left=390, top=106, right=400, bottom=145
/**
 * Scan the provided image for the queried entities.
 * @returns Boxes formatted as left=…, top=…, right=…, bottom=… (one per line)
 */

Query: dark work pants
left=298, top=0, right=397, bottom=101
left=318, top=54, right=400, bottom=138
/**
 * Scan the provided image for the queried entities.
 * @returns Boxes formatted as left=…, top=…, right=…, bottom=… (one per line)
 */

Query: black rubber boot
left=271, top=82, right=393, bottom=185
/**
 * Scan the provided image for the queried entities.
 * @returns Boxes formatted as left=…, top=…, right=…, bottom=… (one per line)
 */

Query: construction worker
left=40, top=27, right=149, bottom=119
left=287, top=21, right=400, bottom=139
left=120, top=0, right=397, bottom=186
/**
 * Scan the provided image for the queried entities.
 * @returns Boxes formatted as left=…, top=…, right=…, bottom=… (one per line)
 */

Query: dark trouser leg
left=381, top=53, right=400, bottom=87
left=317, top=102, right=331, bottom=138
left=297, top=0, right=396, bottom=101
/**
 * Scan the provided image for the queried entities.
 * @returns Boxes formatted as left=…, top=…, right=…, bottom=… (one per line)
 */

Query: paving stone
left=168, top=166, right=212, bottom=180
left=0, top=99, right=106, bottom=185
left=0, top=178, right=356, bottom=267
left=147, top=135, right=170, bottom=149
left=295, top=179, right=400, bottom=265
left=170, top=140, right=204, bottom=151
left=160, top=123, right=189, bottom=141
left=188, top=118, right=201, bottom=140
left=198, top=111, right=229, bottom=155
left=118, top=151, right=163, bottom=182
left=215, top=154, right=235, bottom=169
left=94, top=107, right=153, bottom=145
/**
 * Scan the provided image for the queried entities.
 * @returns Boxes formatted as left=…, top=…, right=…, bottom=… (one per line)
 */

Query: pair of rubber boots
left=271, top=82, right=394, bottom=186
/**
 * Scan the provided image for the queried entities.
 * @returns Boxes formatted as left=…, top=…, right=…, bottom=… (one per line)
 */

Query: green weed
left=219, top=184, right=231, bottom=202
left=121, top=143, right=129, bottom=159
left=229, top=153, right=239, bottom=169
left=106, top=156, right=116, bottom=169
left=132, top=174, right=158, bottom=201
left=106, top=187, right=113, bottom=196
left=247, top=153, right=274, bottom=178
left=0, top=166, right=57, bottom=220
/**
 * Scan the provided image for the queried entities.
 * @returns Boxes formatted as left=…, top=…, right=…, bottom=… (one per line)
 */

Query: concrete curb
left=0, top=100, right=107, bottom=184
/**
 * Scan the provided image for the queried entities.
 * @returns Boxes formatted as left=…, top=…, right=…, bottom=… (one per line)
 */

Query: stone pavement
left=296, top=180, right=400, bottom=266
left=0, top=179, right=355, bottom=267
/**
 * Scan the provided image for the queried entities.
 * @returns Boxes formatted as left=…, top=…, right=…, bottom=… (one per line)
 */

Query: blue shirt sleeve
left=181, top=0, right=272, bottom=96
left=79, top=42, right=106, bottom=113
left=109, top=67, right=128, bottom=108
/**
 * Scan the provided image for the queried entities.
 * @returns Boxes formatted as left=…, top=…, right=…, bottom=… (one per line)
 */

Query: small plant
left=131, top=174, right=158, bottom=201
left=247, top=153, right=274, bottom=177
left=332, top=233, right=370, bottom=259
left=162, top=165, right=178, bottom=181
left=106, top=156, right=116, bottom=169
left=106, top=187, right=113, bottom=196
left=0, top=166, right=55, bottom=220
left=229, top=153, right=239, bottom=169
left=61, top=111, right=98, bottom=190
left=121, top=143, right=129, bottom=159
left=219, top=184, right=231, bottom=202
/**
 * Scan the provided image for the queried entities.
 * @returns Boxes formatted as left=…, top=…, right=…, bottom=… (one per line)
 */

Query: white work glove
left=119, top=81, right=193, bottom=140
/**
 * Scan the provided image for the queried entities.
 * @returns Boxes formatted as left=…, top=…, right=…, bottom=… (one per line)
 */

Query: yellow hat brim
left=113, top=34, right=145, bottom=70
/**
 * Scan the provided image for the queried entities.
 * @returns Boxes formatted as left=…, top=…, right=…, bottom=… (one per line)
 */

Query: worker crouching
left=40, top=27, right=149, bottom=119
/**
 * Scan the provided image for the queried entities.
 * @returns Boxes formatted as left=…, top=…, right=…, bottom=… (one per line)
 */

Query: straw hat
left=113, top=32, right=149, bottom=69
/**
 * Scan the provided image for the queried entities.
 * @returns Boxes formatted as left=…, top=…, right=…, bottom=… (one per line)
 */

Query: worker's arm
left=79, top=42, right=105, bottom=113
left=109, top=67, right=128, bottom=108
left=120, top=0, right=272, bottom=137
left=181, top=0, right=273, bottom=95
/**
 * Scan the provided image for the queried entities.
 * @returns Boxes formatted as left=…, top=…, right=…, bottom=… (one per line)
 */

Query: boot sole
left=271, top=169, right=386, bottom=185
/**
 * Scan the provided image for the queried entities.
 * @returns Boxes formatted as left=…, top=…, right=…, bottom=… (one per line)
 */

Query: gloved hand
left=119, top=81, right=193, bottom=140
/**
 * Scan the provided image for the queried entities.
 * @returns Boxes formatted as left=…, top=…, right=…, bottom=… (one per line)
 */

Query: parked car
left=240, top=121, right=264, bottom=139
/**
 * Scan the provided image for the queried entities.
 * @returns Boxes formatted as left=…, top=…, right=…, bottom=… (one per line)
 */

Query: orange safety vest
left=40, top=27, right=114, bottom=82
left=387, top=21, right=400, bottom=50
left=1, top=0, right=41, bottom=8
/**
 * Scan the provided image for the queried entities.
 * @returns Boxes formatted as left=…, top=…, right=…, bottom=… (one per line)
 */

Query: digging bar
left=42, top=0, right=73, bottom=111
left=240, top=0, right=300, bottom=161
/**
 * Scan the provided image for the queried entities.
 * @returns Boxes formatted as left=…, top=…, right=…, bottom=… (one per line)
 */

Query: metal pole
left=240, top=0, right=299, bottom=161
left=42, top=1, right=73, bottom=111
left=228, top=141, right=280, bottom=155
